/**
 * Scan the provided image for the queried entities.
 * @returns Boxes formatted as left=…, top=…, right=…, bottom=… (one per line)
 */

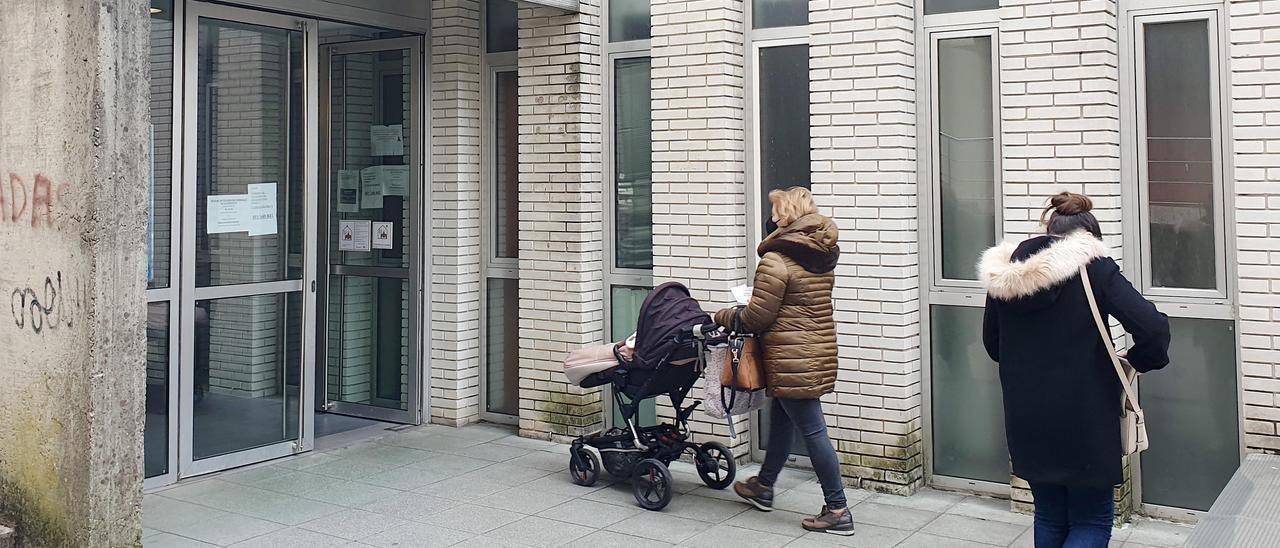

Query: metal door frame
left=318, top=36, right=425, bottom=425
left=178, top=1, right=319, bottom=478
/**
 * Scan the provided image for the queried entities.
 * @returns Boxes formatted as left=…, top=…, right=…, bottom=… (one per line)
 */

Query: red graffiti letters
left=1, top=173, right=70, bottom=229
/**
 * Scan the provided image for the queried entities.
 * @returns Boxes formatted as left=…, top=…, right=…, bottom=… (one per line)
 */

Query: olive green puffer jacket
left=714, top=214, right=840, bottom=399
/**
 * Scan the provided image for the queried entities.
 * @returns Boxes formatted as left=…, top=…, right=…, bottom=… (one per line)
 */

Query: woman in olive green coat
left=715, top=187, right=851, bottom=536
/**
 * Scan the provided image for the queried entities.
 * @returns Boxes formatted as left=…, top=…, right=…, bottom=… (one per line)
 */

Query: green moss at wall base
left=0, top=477, right=71, bottom=548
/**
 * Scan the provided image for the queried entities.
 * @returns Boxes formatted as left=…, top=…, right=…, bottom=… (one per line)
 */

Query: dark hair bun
left=1050, top=192, right=1093, bottom=216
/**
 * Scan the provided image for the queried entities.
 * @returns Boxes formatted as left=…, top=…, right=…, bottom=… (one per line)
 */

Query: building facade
left=122, top=0, right=1280, bottom=519
left=1, top=0, right=1277, bottom=542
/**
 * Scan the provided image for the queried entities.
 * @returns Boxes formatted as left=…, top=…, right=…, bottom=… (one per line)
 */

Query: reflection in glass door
left=320, top=38, right=423, bottom=424
left=180, top=4, right=315, bottom=477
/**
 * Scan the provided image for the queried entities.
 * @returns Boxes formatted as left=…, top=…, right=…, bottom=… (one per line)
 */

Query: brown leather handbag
left=722, top=308, right=766, bottom=392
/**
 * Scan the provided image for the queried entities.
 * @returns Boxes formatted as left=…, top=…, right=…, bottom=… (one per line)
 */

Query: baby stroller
left=563, top=282, right=737, bottom=511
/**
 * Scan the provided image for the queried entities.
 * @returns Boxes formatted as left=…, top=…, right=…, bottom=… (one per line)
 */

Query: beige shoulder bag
left=1080, top=265, right=1149, bottom=456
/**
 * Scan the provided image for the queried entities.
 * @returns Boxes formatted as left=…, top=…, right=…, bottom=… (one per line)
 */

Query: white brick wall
left=1230, top=0, right=1280, bottom=453
left=516, top=0, right=607, bottom=440
left=650, top=0, right=754, bottom=455
left=430, top=0, right=484, bottom=425
left=810, top=0, right=922, bottom=495
left=999, top=0, right=1123, bottom=249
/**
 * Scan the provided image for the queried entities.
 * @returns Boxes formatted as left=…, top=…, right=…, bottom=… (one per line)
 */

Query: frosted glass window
left=487, top=0, right=518, bottom=53
left=758, top=45, right=811, bottom=228
left=1139, top=318, right=1238, bottom=511
left=1143, top=20, right=1218, bottom=291
left=486, top=278, right=520, bottom=416
left=931, top=305, right=1008, bottom=483
left=925, top=0, right=1000, bottom=15
left=613, top=58, right=653, bottom=270
left=494, top=70, right=519, bottom=259
left=936, top=35, right=996, bottom=281
left=609, top=0, right=649, bottom=42
left=611, top=286, right=656, bottom=426
left=753, top=0, right=807, bottom=29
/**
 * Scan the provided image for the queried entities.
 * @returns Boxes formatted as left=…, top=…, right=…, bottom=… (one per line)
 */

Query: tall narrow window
left=613, top=58, right=652, bottom=270
left=935, top=35, right=996, bottom=281
left=1141, top=20, right=1218, bottom=291
left=757, top=44, right=811, bottom=227
left=493, top=71, right=519, bottom=259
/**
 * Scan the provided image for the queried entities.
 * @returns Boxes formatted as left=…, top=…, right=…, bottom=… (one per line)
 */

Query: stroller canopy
left=630, top=282, right=712, bottom=370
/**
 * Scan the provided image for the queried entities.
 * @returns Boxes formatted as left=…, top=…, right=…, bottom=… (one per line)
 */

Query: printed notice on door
left=360, top=167, right=384, bottom=209
left=370, top=125, right=405, bottom=156
left=337, top=170, right=360, bottom=213
left=372, top=221, right=394, bottom=250
left=338, top=220, right=372, bottom=252
left=247, top=182, right=278, bottom=236
left=207, top=194, right=249, bottom=234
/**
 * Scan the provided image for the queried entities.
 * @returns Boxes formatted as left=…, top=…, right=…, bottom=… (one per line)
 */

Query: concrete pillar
left=515, top=1, right=606, bottom=439
left=0, top=0, right=148, bottom=546
left=429, top=0, right=485, bottom=426
left=650, top=0, right=752, bottom=454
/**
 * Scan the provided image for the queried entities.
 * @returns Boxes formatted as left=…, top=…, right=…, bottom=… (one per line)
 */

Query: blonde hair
left=768, top=186, right=819, bottom=226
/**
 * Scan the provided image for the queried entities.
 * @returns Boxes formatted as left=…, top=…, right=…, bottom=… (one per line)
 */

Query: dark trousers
left=1029, top=482, right=1114, bottom=548
left=758, top=397, right=848, bottom=510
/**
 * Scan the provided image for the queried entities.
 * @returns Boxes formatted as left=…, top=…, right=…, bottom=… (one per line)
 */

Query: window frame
left=1123, top=8, right=1232, bottom=306
left=915, top=2, right=1006, bottom=497
left=600, top=0, right=654, bottom=428
left=1119, top=1, right=1244, bottom=521
left=478, top=0, right=521, bottom=425
left=144, top=0, right=184, bottom=492
left=744, top=0, right=810, bottom=464
left=926, top=26, right=1003, bottom=291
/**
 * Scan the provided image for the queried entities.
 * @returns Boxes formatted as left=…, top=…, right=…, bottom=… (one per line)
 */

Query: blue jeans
left=758, top=397, right=848, bottom=510
left=1029, top=483, right=1114, bottom=548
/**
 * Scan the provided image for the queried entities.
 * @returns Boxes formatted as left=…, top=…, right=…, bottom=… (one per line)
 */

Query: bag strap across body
left=1079, top=265, right=1145, bottom=436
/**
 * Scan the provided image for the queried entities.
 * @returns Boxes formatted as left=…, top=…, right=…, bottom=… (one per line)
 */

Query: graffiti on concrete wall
left=1, top=173, right=72, bottom=229
left=9, top=272, right=85, bottom=334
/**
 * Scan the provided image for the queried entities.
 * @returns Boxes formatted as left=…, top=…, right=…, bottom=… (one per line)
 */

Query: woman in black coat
left=980, top=192, right=1170, bottom=548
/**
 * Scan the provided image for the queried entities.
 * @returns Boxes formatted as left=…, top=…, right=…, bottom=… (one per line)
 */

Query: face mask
left=764, top=218, right=778, bottom=236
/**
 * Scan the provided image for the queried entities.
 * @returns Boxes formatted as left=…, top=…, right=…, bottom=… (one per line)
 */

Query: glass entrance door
left=319, top=38, right=423, bottom=424
left=179, top=3, right=316, bottom=477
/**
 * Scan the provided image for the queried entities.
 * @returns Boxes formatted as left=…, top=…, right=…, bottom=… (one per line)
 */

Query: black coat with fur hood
left=980, top=231, right=1170, bottom=488
left=714, top=213, right=840, bottom=399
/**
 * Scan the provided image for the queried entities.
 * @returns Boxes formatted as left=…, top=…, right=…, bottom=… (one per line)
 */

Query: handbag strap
left=1079, top=265, right=1144, bottom=417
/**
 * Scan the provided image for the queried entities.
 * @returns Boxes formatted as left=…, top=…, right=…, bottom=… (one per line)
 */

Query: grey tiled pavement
left=144, top=423, right=1192, bottom=548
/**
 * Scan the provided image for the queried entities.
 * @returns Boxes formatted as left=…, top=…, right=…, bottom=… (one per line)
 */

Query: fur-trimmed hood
left=979, top=231, right=1109, bottom=301
left=758, top=213, right=840, bottom=274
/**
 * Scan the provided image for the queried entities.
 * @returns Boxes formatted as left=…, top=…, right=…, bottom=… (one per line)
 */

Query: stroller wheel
left=569, top=448, right=601, bottom=486
left=632, top=459, right=674, bottom=511
left=695, top=441, right=736, bottom=490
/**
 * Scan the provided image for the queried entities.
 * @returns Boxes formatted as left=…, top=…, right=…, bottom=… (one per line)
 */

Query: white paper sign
left=372, top=222, right=394, bottom=250
left=247, top=182, right=277, bottom=236
left=370, top=125, right=405, bottom=156
left=338, top=220, right=372, bottom=252
left=337, top=170, right=360, bottom=213
left=379, top=165, right=410, bottom=196
left=731, top=285, right=753, bottom=306
left=360, top=168, right=384, bottom=209
left=207, top=194, right=249, bottom=234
